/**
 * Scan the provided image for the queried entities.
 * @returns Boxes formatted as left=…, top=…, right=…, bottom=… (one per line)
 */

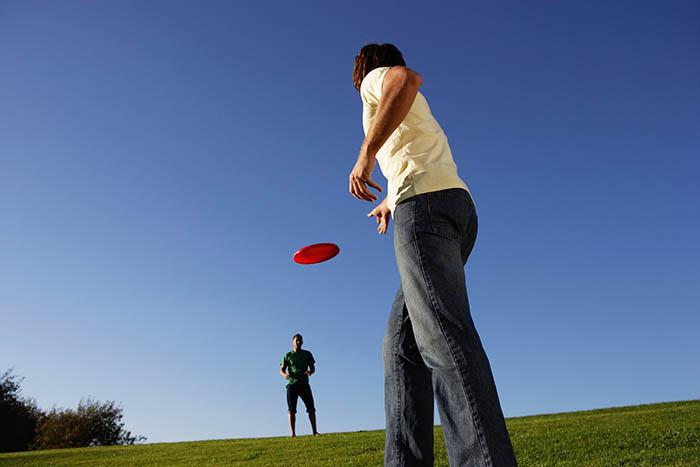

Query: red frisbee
left=293, top=243, right=340, bottom=265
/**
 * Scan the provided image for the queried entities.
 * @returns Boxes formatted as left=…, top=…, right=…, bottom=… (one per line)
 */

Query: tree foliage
left=32, top=398, right=144, bottom=449
left=0, top=369, right=41, bottom=453
left=1, top=369, right=144, bottom=452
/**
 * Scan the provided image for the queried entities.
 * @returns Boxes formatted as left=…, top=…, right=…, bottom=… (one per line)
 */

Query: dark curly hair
left=352, top=43, right=406, bottom=91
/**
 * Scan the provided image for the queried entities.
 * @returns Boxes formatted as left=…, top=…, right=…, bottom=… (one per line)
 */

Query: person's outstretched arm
left=349, top=66, right=422, bottom=202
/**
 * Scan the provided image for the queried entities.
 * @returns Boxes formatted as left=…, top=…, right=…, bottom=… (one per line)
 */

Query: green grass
left=1, top=400, right=698, bottom=466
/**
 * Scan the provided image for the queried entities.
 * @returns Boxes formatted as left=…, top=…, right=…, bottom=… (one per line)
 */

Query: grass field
left=1, top=400, right=698, bottom=466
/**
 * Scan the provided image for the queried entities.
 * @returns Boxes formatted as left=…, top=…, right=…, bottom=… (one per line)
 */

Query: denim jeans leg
left=393, top=190, right=517, bottom=467
left=383, top=287, right=435, bottom=466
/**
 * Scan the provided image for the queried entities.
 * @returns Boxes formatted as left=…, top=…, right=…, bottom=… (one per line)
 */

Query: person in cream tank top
left=348, top=43, right=518, bottom=467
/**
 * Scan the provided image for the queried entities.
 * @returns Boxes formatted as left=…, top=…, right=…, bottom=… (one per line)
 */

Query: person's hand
left=284, top=373, right=290, bottom=380
left=368, top=198, right=391, bottom=234
left=349, top=151, right=382, bottom=202
left=304, top=371, right=311, bottom=376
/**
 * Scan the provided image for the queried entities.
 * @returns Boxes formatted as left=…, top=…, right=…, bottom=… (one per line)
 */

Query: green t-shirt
left=281, top=349, right=315, bottom=387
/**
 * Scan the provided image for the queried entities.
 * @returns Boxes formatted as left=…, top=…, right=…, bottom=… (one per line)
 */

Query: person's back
left=360, top=66, right=468, bottom=213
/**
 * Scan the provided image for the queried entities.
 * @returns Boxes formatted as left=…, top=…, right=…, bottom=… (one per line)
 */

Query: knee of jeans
left=414, top=336, right=458, bottom=371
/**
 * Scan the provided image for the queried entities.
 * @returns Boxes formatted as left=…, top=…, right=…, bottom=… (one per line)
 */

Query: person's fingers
left=351, top=175, right=379, bottom=202
left=359, top=182, right=377, bottom=201
left=350, top=178, right=363, bottom=200
left=350, top=176, right=365, bottom=200
left=355, top=179, right=374, bottom=201
left=352, top=179, right=363, bottom=200
left=374, top=213, right=384, bottom=233
left=361, top=181, right=380, bottom=200
left=353, top=180, right=362, bottom=200
left=353, top=177, right=365, bottom=197
left=349, top=176, right=359, bottom=199
left=362, top=177, right=383, bottom=192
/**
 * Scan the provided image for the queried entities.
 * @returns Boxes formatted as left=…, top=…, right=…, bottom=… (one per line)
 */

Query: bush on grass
left=0, top=369, right=42, bottom=453
left=32, top=398, right=144, bottom=449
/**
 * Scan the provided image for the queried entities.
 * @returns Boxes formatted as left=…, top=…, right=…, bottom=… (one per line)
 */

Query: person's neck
left=293, top=347, right=301, bottom=352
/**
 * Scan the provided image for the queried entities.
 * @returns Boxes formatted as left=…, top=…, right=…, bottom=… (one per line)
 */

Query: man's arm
left=305, top=362, right=315, bottom=376
left=362, top=66, right=422, bottom=157
left=280, top=363, right=289, bottom=380
left=349, top=66, right=422, bottom=201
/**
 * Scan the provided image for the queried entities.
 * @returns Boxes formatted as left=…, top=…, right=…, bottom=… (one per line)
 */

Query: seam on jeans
left=411, top=199, right=493, bottom=467
left=394, top=309, right=403, bottom=465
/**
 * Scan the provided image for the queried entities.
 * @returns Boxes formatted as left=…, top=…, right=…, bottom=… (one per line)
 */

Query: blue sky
left=1, top=0, right=698, bottom=442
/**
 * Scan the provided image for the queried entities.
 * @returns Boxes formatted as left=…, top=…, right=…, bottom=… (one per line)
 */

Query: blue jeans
left=383, top=188, right=517, bottom=466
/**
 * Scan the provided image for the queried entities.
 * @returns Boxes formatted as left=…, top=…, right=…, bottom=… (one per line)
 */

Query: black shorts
left=286, top=382, right=315, bottom=414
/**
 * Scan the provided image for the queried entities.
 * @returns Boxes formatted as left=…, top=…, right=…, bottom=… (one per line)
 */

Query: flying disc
left=293, top=243, right=340, bottom=265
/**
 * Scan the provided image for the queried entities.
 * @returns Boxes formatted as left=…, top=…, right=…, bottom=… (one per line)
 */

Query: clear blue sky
left=1, top=1, right=698, bottom=442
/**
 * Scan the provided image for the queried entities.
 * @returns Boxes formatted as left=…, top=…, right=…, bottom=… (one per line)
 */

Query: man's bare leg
left=288, top=412, right=296, bottom=437
left=309, top=412, right=319, bottom=435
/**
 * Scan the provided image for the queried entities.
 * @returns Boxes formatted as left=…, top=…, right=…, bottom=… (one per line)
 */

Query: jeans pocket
left=426, top=191, right=467, bottom=242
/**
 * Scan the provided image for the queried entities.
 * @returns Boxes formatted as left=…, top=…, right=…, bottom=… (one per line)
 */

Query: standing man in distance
left=349, top=43, right=517, bottom=466
left=280, top=333, right=319, bottom=437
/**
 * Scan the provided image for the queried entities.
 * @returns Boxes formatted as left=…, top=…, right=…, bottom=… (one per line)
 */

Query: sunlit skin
left=279, top=336, right=318, bottom=437
left=349, top=66, right=423, bottom=235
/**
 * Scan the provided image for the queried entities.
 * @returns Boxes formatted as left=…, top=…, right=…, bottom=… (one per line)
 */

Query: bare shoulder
left=384, top=66, right=423, bottom=86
